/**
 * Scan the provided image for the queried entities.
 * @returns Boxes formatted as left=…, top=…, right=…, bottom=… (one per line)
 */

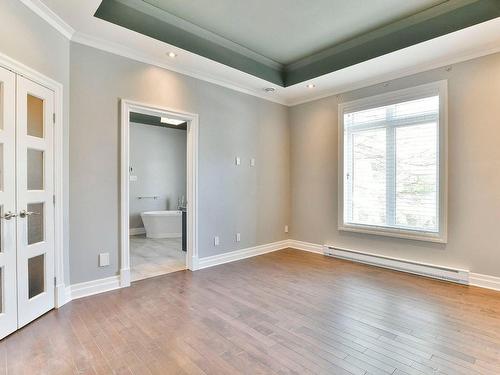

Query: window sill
left=338, top=224, right=447, bottom=244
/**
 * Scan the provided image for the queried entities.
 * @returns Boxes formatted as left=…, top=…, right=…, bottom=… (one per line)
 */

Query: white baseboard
left=470, top=273, right=500, bottom=291
left=69, top=275, right=121, bottom=300
left=197, top=240, right=289, bottom=270
left=129, top=227, right=146, bottom=235
left=287, top=239, right=324, bottom=254
left=54, top=239, right=500, bottom=306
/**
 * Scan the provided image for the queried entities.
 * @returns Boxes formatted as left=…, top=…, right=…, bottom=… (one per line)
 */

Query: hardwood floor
left=2, top=248, right=500, bottom=374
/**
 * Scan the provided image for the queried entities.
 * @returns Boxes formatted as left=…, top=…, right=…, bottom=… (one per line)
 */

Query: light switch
left=214, top=236, right=220, bottom=246
left=284, top=225, right=289, bottom=233
left=129, top=175, right=138, bottom=182
left=235, top=157, right=241, bottom=166
left=236, top=233, right=241, bottom=242
left=250, top=158, right=256, bottom=167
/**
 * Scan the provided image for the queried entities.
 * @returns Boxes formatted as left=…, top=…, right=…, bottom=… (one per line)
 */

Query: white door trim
left=0, top=51, right=65, bottom=308
left=120, top=99, right=199, bottom=287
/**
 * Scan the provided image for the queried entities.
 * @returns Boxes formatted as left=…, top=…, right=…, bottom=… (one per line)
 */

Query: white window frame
left=338, top=81, right=448, bottom=243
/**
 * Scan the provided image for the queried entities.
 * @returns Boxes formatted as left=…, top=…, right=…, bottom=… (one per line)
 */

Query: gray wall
left=290, top=52, right=500, bottom=278
left=70, top=43, right=290, bottom=284
left=129, top=122, right=187, bottom=229
left=0, top=0, right=71, bottom=284
left=7, top=1, right=499, bottom=285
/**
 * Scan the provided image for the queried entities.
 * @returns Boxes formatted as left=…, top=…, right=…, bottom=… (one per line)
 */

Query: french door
left=0, top=66, right=55, bottom=339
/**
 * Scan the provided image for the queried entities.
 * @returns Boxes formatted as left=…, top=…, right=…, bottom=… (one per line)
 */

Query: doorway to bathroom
left=120, top=100, right=198, bottom=285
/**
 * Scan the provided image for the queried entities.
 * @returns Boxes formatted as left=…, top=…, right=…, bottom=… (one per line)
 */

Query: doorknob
left=19, top=210, right=40, bottom=218
left=0, top=211, right=17, bottom=220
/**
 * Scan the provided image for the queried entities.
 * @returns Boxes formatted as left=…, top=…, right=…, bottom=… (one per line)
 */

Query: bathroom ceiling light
left=306, top=84, right=316, bottom=89
left=263, top=87, right=276, bottom=93
left=167, top=52, right=177, bottom=58
left=160, top=117, right=184, bottom=126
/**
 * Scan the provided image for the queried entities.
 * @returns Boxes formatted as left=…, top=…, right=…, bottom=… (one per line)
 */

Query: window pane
left=27, top=149, right=44, bottom=190
left=0, top=143, right=3, bottom=192
left=345, top=107, right=386, bottom=126
left=350, top=128, right=386, bottom=226
left=28, top=254, right=45, bottom=298
left=27, top=94, right=44, bottom=138
left=0, top=267, right=3, bottom=313
left=0, top=82, right=3, bottom=131
left=394, top=96, right=439, bottom=119
left=396, top=123, right=438, bottom=231
left=28, top=203, right=44, bottom=245
left=343, top=90, right=441, bottom=237
left=0, top=206, right=2, bottom=253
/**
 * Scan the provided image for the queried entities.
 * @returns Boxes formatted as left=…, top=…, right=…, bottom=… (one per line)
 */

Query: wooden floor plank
left=2, top=248, right=500, bottom=374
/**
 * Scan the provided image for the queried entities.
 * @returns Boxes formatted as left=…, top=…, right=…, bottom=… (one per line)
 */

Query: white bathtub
left=140, top=210, right=182, bottom=239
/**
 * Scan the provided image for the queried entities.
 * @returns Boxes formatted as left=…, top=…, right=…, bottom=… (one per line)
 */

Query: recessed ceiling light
left=167, top=52, right=177, bottom=58
left=306, top=84, right=316, bottom=89
left=161, top=117, right=184, bottom=126
left=263, top=87, right=276, bottom=93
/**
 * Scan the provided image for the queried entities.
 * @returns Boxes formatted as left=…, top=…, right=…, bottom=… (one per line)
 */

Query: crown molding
left=138, top=0, right=282, bottom=71
left=286, top=40, right=500, bottom=107
left=71, top=31, right=288, bottom=106
left=16, top=1, right=500, bottom=108
left=20, top=0, right=75, bottom=39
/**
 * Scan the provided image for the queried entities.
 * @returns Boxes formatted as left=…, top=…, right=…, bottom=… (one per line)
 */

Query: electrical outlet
left=214, top=236, right=220, bottom=246
left=284, top=225, right=289, bottom=233
left=235, top=157, right=241, bottom=166
left=99, top=252, right=110, bottom=267
left=236, top=233, right=241, bottom=242
left=250, top=158, right=256, bottom=167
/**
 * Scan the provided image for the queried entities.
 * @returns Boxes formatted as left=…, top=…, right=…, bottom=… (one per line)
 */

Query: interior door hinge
left=53, top=113, right=56, bottom=124
left=54, top=277, right=57, bottom=286
left=53, top=195, right=56, bottom=205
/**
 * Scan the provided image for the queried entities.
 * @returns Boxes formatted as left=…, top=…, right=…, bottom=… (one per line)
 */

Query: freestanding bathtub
left=140, top=210, right=182, bottom=239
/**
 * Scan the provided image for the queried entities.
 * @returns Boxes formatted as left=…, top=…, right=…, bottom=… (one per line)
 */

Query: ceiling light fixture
left=160, top=117, right=184, bottom=126
left=167, top=52, right=177, bottom=58
left=263, top=87, right=276, bottom=93
left=306, top=84, right=316, bottom=89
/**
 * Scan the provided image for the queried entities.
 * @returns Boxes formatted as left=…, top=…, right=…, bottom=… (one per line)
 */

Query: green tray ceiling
left=95, top=0, right=500, bottom=87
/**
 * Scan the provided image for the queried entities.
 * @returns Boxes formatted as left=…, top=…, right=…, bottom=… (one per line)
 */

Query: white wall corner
left=19, top=0, right=75, bottom=39
left=470, top=273, right=500, bottom=291
left=189, top=255, right=199, bottom=271
left=287, top=239, right=324, bottom=254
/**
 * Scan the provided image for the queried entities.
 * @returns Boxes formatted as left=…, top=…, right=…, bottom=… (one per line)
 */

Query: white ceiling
left=29, top=1, right=500, bottom=106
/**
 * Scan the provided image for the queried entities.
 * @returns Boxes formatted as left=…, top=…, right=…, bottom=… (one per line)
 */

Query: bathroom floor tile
left=130, top=234, right=185, bottom=281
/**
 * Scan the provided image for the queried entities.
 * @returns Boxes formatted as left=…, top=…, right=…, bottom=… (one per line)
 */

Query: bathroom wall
left=0, top=0, right=71, bottom=284
left=129, top=122, right=187, bottom=230
left=70, top=43, right=290, bottom=284
left=290, top=51, right=500, bottom=278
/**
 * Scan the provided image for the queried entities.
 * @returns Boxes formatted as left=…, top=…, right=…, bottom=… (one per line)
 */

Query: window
left=339, top=82, right=447, bottom=242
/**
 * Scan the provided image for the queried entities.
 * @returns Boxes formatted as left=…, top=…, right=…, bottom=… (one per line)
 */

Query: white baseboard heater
left=324, top=246, right=469, bottom=285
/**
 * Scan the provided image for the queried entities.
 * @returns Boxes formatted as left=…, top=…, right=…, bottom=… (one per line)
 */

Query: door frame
left=0, top=51, right=65, bottom=308
left=120, top=99, right=199, bottom=287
